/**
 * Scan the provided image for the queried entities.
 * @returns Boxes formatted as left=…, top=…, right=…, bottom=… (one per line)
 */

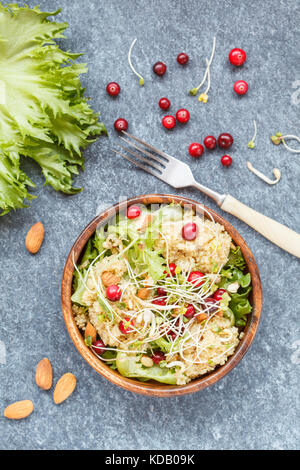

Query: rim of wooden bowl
left=61, top=194, right=262, bottom=397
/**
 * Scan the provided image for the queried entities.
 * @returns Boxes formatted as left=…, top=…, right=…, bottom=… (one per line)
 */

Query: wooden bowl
left=61, top=194, right=262, bottom=397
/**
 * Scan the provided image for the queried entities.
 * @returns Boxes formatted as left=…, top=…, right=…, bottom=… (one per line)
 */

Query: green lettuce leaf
left=116, top=353, right=177, bottom=385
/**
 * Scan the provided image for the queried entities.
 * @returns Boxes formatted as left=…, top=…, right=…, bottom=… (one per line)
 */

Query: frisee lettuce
left=0, top=4, right=106, bottom=215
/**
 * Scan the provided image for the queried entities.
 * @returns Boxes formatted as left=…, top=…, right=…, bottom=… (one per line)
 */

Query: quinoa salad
left=71, top=203, right=252, bottom=385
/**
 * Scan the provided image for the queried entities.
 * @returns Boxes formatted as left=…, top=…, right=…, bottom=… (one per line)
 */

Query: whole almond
left=35, top=358, right=53, bottom=390
left=25, top=222, right=45, bottom=254
left=53, top=373, right=76, bottom=405
left=137, top=288, right=150, bottom=300
left=85, top=322, right=97, bottom=344
left=4, top=400, right=34, bottom=420
left=101, top=271, right=121, bottom=287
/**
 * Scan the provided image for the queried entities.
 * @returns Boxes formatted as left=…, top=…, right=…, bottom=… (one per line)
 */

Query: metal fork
left=113, top=131, right=300, bottom=258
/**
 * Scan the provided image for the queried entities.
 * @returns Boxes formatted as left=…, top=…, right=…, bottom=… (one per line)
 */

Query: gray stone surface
left=0, top=0, right=299, bottom=450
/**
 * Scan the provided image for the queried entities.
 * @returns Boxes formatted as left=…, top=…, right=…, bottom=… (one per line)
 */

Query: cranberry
left=92, top=340, right=106, bottom=355
left=184, top=304, right=196, bottom=319
left=221, top=155, right=233, bottom=167
left=162, top=115, right=176, bottom=130
left=127, top=205, right=141, bottom=219
left=229, top=48, right=247, bottom=66
left=177, top=52, right=189, bottom=65
left=164, top=263, right=177, bottom=277
left=213, top=288, right=227, bottom=301
left=189, top=143, right=204, bottom=158
left=159, top=97, right=171, bottom=110
left=106, top=285, right=121, bottom=301
left=152, top=351, right=166, bottom=364
left=188, top=271, right=204, bottom=287
left=234, top=80, right=248, bottom=95
left=176, top=108, right=190, bottom=124
left=114, top=118, right=128, bottom=132
left=182, top=222, right=199, bottom=241
left=152, top=298, right=167, bottom=306
left=156, top=287, right=167, bottom=297
left=153, top=61, right=167, bottom=76
left=203, top=297, right=219, bottom=314
left=218, top=133, right=234, bottom=149
left=204, top=135, right=217, bottom=150
left=106, top=82, right=120, bottom=96
left=119, top=318, right=134, bottom=334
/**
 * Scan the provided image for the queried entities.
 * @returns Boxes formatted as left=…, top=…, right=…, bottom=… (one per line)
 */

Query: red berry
left=184, top=304, right=196, bottom=319
left=152, top=351, right=166, bottom=364
left=204, top=297, right=219, bottom=314
left=156, top=287, right=167, bottom=297
left=203, top=135, right=217, bottom=150
left=213, top=288, right=227, bottom=301
left=114, top=118, right=128, bottom=132
left=189, top=143, right=204, bottom=158
left=234, top=80, right=248, bottom=95
left=229, top=48, right=247, bottom=66
left=152, top=298, right=167, bottom=306
left=176, top=108, right=190, bottom=123
left=218, top=133, right=234, bottom=149
left=182, top=222, right=199, bottom=241
left=164, top=263, right=177, bottom=277
left=188, top=271, right=205, bottom=287
left=127, top=205, right=141, bottom=219
left=177, top=52, right=189, bottom=65
left=92, top=340, right=106, bottom=355
left=168, top=331, right=178, bottom=341
left=106, top=82, right=120, bottom=96
left=106, top=285, right=121, bottom=301
left=119, top=318, right=134, bottom=335
left=221, top=155, right=233, bottom=167
left=162, top=115, right=176, bottom=129
left=159, top=97, right=171, bottom=110
left=153, top=61, right=167, bottom=76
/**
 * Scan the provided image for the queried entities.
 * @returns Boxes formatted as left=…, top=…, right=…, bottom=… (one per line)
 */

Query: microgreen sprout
left=270, top=132, right=300, bottom=153
left=248, top=120, right=257, bottom=149
left=189, top=36, right=216, bottom=98
left=128, top=38, right=145, bottom=86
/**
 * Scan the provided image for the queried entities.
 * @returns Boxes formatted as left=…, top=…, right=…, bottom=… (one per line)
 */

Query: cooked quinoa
left=71, top=203, right=252, bottom=385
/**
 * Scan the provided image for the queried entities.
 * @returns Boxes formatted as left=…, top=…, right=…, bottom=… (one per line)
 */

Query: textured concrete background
left=0, top=0, right=299, bottom=450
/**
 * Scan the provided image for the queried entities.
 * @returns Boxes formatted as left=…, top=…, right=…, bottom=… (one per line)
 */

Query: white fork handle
left=221, top=195, right=300, bottom=258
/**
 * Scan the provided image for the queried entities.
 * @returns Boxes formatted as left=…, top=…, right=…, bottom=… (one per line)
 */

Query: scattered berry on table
left=162, top=115, right=176, bottom=129
left=114, top=118, right=128, bottom=132
left=127, top=205, right=141, bottom=219
left=106, top=285, right=122, bottom=301
left=119, top=318, right=134, bottom=334
left=221, top=155, right=233, bottom=167
left=152, top=351, right=166, bottom=364
left=234, top=80, right=248, bottom=95
left=229, top=48, right=247, bottom=66
left=92, top=340, right=106, bottom=355
left=153, top=61, right=167, bottom=76
left=106, top=82, right=121, bottom=96
left=177, top=52, right=189, bottom=65
left=203, top=135, right=217, bottom=150
left=189, top=142, right=204, bottom=158
left=218, top=133, right=234, bottom=149
left=159, top=97, right=171, bottom=110
left=176, top=108, right=190, bottom=123
left=182, top=222, right=199, bottom=241
left=188, top=271, right=205, bottom=287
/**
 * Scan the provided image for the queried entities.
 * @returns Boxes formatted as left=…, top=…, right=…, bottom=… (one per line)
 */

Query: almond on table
left=35, top=358, right=53, bottom=390
left=25, top=222, right=45, bottom=254
left=53, top=373, right=77, bottom=405
left=4, top=400, right=34, bottom=420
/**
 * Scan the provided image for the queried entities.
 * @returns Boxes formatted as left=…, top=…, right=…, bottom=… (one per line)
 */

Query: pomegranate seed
left=234, top=80, right=248, bottom=95
left=203, top=135, right=217, bottom=150
left=164, top=263, right=177, bottom=277
left=182, top=222, right=199, bottom=241
left=188, top=271, right=205, bottom=287
left=177, top=52, right=189, bottom=65
left=106, top=285, right=121, bottom=301
left=213, top=288, right=227, bottom=301
left=153, top=61, right=167, bottom=76
left=152, top=351, right=166, bottom=364
left=106, top=82, right=120, bottom=96
left=218, top=133, right=234, bottom=149
left=119, top=318, right=134, bottom=334
left=221, top=155, right=233, bottom=167
left=176, top=108, right=190, bottom=123
left=127, top=205, right=141, bottom=219
left=156, top=287, right=167, bottom=297
left=152, top=298, right=167, bottom=306
left=168, top=331, right=178, bottom=341
left=184, top=304, right=196, bottom=319
left=229, top=48, right=247, bottom=66
left=159, top=97, right=171, bottom=110
left=114, top=118, right=128, bottom=132
left=189, top=142, right=204, bottom=158
left=162, top=115, right=176, bottom=129
left=92, top=340, right=106, bottom=355
left=203, top=297, right=219, bottom=314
